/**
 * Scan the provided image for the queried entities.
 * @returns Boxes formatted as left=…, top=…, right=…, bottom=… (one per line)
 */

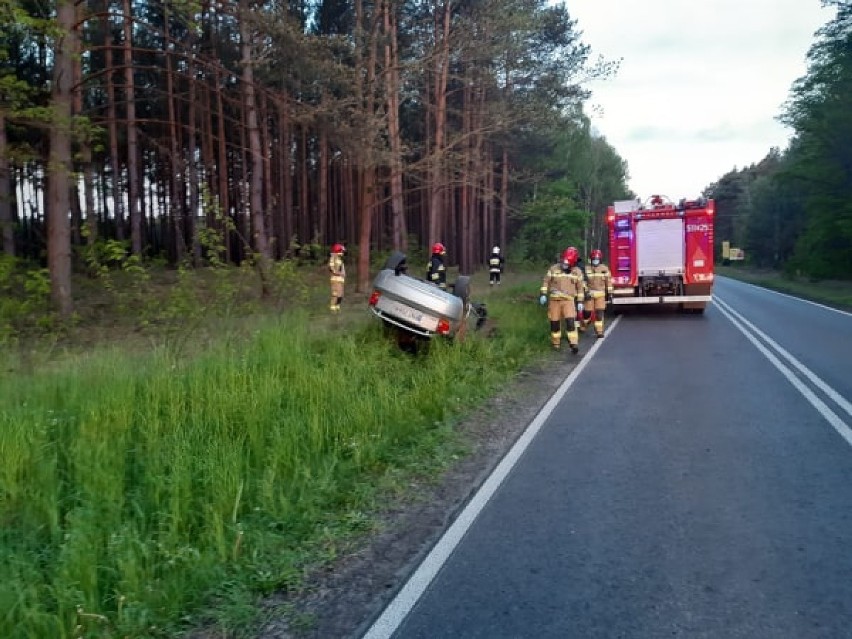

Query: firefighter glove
left=539, top=295, right=547, bottom=306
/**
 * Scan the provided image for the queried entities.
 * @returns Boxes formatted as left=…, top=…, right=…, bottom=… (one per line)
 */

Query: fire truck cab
left=606, top=194, right=715, bottom=313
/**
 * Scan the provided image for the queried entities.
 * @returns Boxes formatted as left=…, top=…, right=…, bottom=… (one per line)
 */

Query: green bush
left=0, top=255, right=53, bottom=343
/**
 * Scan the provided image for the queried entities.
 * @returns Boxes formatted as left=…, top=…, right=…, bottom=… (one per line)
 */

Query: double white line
left=714, top=296, right=852, bottom=447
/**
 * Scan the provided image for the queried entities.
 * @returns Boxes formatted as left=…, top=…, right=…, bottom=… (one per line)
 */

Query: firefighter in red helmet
left=583, top=248, right=613, bottom=337
left=328, top=243, right=346, bottom=312
left=539, top=246, right=586, bottom=353
left=427, top=242, right=448, bottom=290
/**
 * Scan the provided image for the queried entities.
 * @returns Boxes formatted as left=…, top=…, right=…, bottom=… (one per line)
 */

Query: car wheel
left=453, top=275, right=471, bottom=302
left=383, top=251, right=408, bottom=273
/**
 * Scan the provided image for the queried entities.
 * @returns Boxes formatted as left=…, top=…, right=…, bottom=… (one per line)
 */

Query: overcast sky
left=564, top=0, right=833, bottom=200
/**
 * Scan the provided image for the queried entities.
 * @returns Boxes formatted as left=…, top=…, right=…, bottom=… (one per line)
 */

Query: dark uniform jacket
left=427, top=254, right=447, bottom=289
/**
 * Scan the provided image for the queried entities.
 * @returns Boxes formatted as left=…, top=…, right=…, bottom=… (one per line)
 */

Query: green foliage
left=0, top=284, right=548, bottom=636
left=779, top=4, right=852, bottom=278
left=270, top=259, right=310, bottom=305
left=511, top=178, right=589, bottom=263
left=505, top=110, right=630, bottom=259
left=743, top=172, right=806, bottom=269
left=711, top=4, right=852, bottom=279
left=197, top=181, right=234, bottom=268
left=81, top=238, right=132, bottom=277
left=287, top=233, right=324, bottom=265
left=78, top=239, right=157, bottom=323
left=0, top=255, right=53, bottom=342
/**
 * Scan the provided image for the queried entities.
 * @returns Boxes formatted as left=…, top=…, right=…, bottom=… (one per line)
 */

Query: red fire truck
left=606, top=194, right=714, bottom=313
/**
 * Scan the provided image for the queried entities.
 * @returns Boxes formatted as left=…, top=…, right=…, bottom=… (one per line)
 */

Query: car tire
left=383, top=251, right=408, bottom=273
left=453, top=275, right=471, bottom=302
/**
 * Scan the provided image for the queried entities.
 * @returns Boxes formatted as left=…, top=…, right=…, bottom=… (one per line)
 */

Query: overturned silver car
left=368, top=251, right=484, bottom=342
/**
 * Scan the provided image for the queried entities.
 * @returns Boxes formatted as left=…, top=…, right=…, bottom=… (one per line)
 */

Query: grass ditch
left=0, top=274, right=547, bottom=638
left=716, top=265, right=852, bottom=311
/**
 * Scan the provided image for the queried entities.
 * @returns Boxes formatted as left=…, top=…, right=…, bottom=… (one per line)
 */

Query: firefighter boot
left=567, top=320, right=579, bottom=354
left=550, top=322, right=561, bottom=351
left=595, top=311, right=604, bottom=337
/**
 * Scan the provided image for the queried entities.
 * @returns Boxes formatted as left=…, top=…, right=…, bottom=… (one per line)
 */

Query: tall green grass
left=0, top=284, right=548, bottom=637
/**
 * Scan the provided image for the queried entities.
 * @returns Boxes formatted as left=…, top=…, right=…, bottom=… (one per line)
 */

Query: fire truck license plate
left=380, top=298, right=439, bottom=331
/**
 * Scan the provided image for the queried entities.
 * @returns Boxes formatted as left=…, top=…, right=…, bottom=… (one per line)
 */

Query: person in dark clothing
left=488, top=246, right=505, bottom=285
left=427, top=242, right=447, bottom=289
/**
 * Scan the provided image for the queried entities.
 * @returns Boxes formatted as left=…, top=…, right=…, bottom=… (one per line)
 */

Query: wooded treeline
left=707, top=0, right=852, bottom=279
left=0, top=0, right=631, bottom=317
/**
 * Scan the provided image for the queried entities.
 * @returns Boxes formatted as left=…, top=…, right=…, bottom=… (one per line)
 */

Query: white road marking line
left=718, top=276, right=852, bottom=318
left=361, top=316, right=621, bottom=639
left=714, top=299, right=852, bottom=448
left=715, top=296, right=852, bottom=421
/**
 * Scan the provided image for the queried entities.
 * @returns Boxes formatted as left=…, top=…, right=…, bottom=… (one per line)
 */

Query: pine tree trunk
left=201, top=77, right=215, bottom=233
left=299, top=126, right=309, bottom=246
left=428, top=0, right=451, bottom=248
left=354, top=0, right=382, bottom=292
left=164, top=6, right=186, bottom=262
left=239, top=0, right=271, bottom=293
left=357, top=168, right=376, bottom=292
left=278, top=105, right=293, bottom=257
left=500, top=147, right=509, bottom=252
left=103, top=0, right=124, bottom=240
left=48, top=0, right=76, bottom=317
left=319, top=127, right=329, bottom=245
left=215, top=67, right=231, bottom=263
left=70, top=38, right=83, bottom=248
left=384, top=0, right=407, bottom=251
left=260, top=92, right=273, bottom=258
left=187, top=53, right=200, bottom=264
left=122, top=0, right=142, bottom=255
left=81, top=145, right=97, bottom=246
left=460, top=67, right=476, bottom=273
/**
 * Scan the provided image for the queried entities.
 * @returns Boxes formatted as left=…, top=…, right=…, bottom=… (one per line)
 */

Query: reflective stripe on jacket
left=541, top=264, right=585, bottom=301
left=585, top=264, right=612, bottom=294
left=329, top=254, right=345, bottom=282
left=427, top=255, right=447, bottom=287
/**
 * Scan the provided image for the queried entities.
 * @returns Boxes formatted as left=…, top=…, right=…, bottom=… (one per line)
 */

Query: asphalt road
left=364, top=276, right=852, bottom=639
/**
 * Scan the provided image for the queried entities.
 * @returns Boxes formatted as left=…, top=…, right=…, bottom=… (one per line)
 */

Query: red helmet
left=432, top=242, right=446, bottom=255
left=561, top=246, right=579, bottom=267
left=331, top=243, right=345, bottom=254
left=590, top=249, right=603, bottom=261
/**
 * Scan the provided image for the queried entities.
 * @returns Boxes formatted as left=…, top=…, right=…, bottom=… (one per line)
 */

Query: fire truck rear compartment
left=637, top=218, right=684, bottom=277
left=639, top=274, right=683, bottom=297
